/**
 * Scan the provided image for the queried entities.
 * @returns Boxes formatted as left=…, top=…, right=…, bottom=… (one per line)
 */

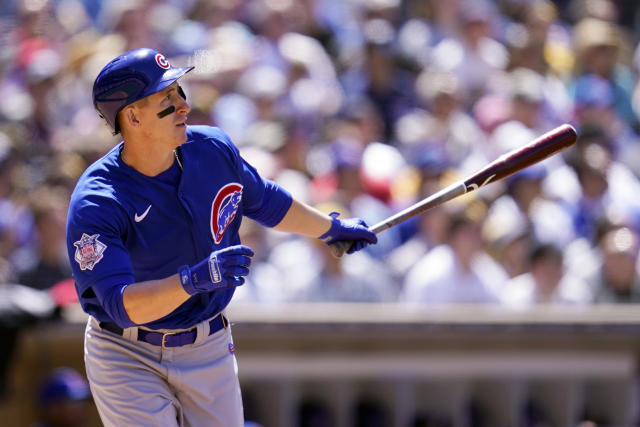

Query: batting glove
left=178, top=245, right=254, bottom=295
left=318, top=212, right=378, bottom=254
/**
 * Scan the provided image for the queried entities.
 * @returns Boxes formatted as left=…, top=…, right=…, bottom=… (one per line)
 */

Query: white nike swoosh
left=134, top=204, right=152, bottom=222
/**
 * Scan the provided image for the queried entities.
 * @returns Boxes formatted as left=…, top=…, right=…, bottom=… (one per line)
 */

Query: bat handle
left=329, top=240, right=352, bottom=258
left=329, top=224, right=386, bottom=258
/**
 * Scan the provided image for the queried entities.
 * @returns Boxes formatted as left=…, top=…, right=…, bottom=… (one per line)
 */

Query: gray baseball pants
left=84, top=315, right=244, bottom=427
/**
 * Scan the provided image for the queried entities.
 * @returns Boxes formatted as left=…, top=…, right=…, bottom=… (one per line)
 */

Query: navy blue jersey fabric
left=66, top=126, right=292, bottom=329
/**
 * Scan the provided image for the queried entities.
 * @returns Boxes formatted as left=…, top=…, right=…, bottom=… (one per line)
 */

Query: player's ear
left=120, top=106, right=141, bottom=130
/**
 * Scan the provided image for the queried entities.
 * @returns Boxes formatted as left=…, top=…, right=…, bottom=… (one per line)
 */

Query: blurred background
left=1, top=0, right=640, bottom=425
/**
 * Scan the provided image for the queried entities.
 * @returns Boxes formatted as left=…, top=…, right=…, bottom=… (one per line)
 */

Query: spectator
left=291, top=236, right=395, bottom=303
left=565, top=131, right=640, bottom=242
left=400, top=205, right=507, bottom=305
left=591, top=226, right=640, bottom=303
left=572, top=74, right=640, bottom=176
left=0, top=151, right=36, bottom=281
left=485, top=163, right=575, bottom=249
left=32, top=367, right=92, bottom=427
left=489, top=68, right=549, bottom=157
left=572, top=17, right=637, bottom=125
left=482, top=207, right=532, bottom=279
left=430, top=0, right=509, bottom=107
left=500, top=243, right=592, bottom=307
left=386, top=151, right=451, bottom=281
left=502, top=1, right=574, bottom=126
left=396, top=69, right=489, bottom=173
left=18, top=186, right=71, bottom=291
left=268, top=202, right=396, bottom=303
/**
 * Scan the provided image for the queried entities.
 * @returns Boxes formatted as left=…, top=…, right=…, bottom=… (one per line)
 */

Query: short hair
left=528, top=243, right=562, bottom=265
left=116, top=96, right=150, bottom=132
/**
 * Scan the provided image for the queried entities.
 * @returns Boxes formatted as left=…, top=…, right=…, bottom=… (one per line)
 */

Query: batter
left=66, top=48, right=377, bottom=426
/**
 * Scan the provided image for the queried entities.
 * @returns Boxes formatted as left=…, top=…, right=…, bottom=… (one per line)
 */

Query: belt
left=99, top=315, right=228, bottom=348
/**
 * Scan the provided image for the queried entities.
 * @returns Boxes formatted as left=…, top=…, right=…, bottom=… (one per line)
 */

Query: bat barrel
left=463, top=124, right=577, bottom=192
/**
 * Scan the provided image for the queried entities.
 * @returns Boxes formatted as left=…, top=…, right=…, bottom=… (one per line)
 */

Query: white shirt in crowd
left=400, top=244, right=507, bottom=305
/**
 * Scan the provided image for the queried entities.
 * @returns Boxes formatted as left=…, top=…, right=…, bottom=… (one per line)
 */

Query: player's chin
left=175, top=123, right=188, bottom=139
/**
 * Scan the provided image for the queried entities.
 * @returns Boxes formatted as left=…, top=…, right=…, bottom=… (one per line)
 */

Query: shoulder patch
left=211, top=183, right=243, bottom=244
left=73, top=233, right=107, bottom=271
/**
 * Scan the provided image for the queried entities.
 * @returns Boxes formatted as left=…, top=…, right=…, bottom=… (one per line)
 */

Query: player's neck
left=121, top=139, right=177, bottom=177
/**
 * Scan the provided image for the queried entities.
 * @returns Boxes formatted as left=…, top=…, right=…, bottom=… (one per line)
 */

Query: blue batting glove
left=318, top=212, right=378, bottom=254
left=178, top=245, right=254, bottom=295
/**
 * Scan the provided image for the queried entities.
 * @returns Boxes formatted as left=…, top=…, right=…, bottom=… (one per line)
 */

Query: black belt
left=99, top=315, right=228, bottom=348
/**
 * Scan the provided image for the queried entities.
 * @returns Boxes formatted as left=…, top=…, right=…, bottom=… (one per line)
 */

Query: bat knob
left=329, top=241, right=352, bottom=258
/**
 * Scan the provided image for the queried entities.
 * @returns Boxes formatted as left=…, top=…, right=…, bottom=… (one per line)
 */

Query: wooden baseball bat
left=331, top=123, right=578, bottom=257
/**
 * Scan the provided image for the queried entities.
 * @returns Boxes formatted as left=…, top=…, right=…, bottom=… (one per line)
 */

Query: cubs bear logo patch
left=211, top=183, right=243, bottom=244
left=73, top=233, right=107, bottom=271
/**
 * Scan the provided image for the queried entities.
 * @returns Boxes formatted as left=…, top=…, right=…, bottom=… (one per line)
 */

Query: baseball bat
left=331, top=123, right=578, bottom=257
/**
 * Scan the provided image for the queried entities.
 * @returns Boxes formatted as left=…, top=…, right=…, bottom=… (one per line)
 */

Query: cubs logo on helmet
left=155, top=53, right=170, bottom=69
left=210, top=183, right=243, bottom=244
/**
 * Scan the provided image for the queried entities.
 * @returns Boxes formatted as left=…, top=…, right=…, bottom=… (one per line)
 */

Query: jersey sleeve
left=239, top=159, right=293, bottom=227
left=213, top=128, right=293, bottom=227
left=66, top=192, right=136, bottom=327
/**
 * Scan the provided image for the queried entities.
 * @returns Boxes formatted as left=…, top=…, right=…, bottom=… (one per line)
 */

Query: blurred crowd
left=2, top=1, right=640, bottom=425
left=0, top=0, right=639, bottom=314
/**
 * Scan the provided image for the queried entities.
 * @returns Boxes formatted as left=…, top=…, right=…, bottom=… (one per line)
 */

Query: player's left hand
left=318, top=212, right=377, bottom=254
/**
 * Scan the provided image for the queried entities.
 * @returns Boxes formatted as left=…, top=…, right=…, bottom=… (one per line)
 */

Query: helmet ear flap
left=96, top=111, right=120, bottom=135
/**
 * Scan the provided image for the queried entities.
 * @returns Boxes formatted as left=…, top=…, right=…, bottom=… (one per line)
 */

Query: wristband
left=318, top=211, right=341, bottom=242
left=178, top=264, right=197, bottom=295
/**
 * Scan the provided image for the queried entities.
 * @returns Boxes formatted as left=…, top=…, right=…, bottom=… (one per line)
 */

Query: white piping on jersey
left=174, top=149, right=183, bottom=170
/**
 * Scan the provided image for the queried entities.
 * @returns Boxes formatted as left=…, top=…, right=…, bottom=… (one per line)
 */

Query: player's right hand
left=318, top=212, right=377, bottom=254
left=178, top=245, right=254, bottom=295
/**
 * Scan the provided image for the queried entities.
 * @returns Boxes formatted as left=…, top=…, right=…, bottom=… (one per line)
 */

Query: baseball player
left=65, top=48, right=377, bottom=427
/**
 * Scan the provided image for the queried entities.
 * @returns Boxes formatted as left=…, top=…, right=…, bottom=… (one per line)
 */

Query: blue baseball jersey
left=66, top=126, right=292, bottom=330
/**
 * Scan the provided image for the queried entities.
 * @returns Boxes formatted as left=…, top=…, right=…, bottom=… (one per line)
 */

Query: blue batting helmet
left=92, top=48, right=194, bottom=134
